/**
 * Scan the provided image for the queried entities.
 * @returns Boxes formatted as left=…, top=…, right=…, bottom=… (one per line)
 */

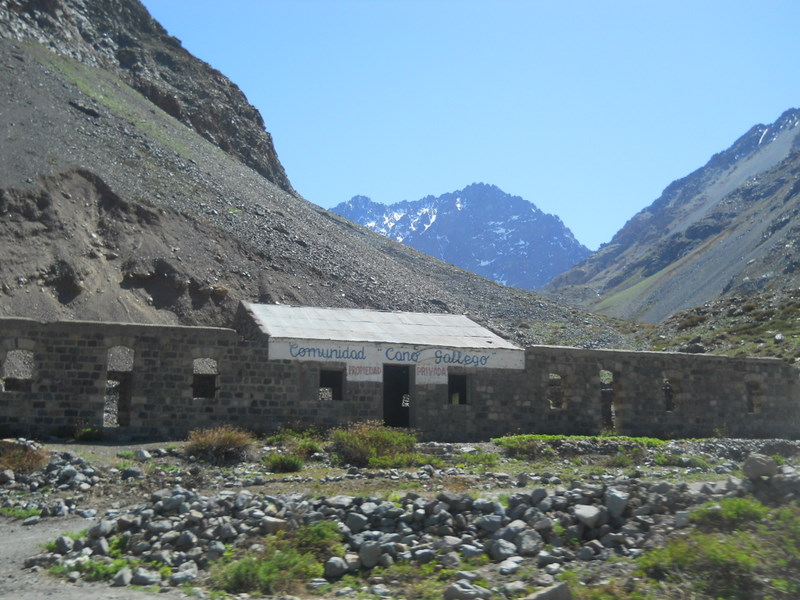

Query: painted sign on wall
left=269, top=338, right=524, bottom=383
left=346, top=364, right=383, bottom=382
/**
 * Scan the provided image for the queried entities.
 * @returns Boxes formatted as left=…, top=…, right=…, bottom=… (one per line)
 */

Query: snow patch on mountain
left=332, top=183, right=590, bottom=290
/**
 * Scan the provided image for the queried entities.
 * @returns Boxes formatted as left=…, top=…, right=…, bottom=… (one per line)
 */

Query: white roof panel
left=243, top=303, right=521, bottom=351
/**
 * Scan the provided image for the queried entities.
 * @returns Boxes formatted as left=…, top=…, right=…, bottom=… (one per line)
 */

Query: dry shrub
left=676, top=313, right=706, bottom=330
left=0, top=440, right=49, bottom=474
left=185, top=425, right=256, bottom=464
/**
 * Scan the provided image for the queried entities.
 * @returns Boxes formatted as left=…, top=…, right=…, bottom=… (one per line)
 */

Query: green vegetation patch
left=653, top=452, right=712, bottom=470
left=73, top=426, right=103, bottom=442
left=564, top=500, right=800, bottom=600
left=50, top=534, right=171, bottom=582
left=265, top=427, right=324, bottom=459
left=690, top=496, right=770, bottom=529
left=456, top=452, right=500, bottom=468
left=0, top=506, right=41, bottom=519
left=210, top=521, right=343, bottom=595
left=637, top=530, right=763, bottom=599
left=329, top=421, right=423, bottom=468
left=492, top=434, right=665, bottom=460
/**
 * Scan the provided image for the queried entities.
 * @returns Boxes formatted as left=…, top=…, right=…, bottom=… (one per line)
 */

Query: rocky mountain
left=546, top=108, right=800, bottom=323
left=332, top=184, right=590, bottom=290
left=1, top=0, right=293, bottom=193
left=0, top=0, right=639, bottom=350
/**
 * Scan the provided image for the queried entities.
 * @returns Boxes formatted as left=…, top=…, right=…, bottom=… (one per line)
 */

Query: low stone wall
left=415, top=346, right=800, bottom=441
left=1, top=317, right=798, bottom=440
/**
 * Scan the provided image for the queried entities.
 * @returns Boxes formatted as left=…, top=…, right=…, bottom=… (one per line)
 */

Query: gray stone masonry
left=1, top=317, right=798, bottom=440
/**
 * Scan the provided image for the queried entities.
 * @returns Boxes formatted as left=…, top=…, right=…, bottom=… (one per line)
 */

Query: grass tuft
left=329, top=421, right=419, bottom=468
left=0, top=506, right=41, bottom=519
left=186, top=425, right=256, bottom=464
left=263, top=452, right=304, bottom=473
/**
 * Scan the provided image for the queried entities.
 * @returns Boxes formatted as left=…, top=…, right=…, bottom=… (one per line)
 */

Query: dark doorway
left=383, top=365, right=410, bottom=428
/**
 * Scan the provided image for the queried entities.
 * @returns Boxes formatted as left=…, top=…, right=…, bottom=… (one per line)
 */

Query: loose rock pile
left=23, top=453, right=800, bottom=598
left=0, top=440, right=110, bottom=522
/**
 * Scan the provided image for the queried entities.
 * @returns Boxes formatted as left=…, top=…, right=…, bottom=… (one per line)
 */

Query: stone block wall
left=0, top=318, right=379, bottom=438
left=413, top=346, right=800, bottom=441
left=1, top=317, right=799, bottom=441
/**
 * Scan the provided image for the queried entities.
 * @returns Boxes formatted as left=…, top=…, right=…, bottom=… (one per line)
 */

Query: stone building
left=0, top=302, right=798, bottom=440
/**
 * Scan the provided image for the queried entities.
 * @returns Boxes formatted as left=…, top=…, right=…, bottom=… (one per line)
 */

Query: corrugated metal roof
left=243, top=303, right=521, bottom=351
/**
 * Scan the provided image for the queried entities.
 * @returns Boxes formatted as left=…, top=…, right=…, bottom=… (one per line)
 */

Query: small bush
left=0, top=443, right=48, bottom=474
left=293, top=438, right=323, bottom=459
left=263, top=452, right=304, bottom=473
left=186, top=425, right=256, bottom=464
left=265, top=427, right=324, bottom=459
left=292, top=520, right=345, bottom=560
left=329, top=421, right=417, bottom=468
left=690, top=497, right=769, bottom=529
left=676, top=313, right=707, bottom=330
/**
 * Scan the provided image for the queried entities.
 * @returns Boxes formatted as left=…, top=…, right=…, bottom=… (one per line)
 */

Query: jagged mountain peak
left=333, top=184, right=589, bottom=289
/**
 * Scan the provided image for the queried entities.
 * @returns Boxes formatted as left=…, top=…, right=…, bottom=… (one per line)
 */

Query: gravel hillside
left=0, top=10, right=641, bottom=349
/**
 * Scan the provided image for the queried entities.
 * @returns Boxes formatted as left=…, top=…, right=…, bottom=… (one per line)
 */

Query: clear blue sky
left=141, top=0, right=799, bottom=250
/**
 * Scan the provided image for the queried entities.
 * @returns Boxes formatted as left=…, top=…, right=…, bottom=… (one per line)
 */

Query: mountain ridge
left=545, top=107, right=800, bottom=322
left=332, top=183, right=590, bottom=290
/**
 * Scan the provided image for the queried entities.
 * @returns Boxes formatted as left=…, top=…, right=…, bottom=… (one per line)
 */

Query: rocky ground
left=2, top=436, right=799, bottom=599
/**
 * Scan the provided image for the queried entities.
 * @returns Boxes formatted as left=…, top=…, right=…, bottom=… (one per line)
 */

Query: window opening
left=193, top=358, right=218, bottom=399
left=1, top=349, right=34, bottom=392
left=746, top=381, right=762, bottom=414
left=105, top=346, right=134, bottom=427
left=600, top=369, right=616, bottom=430
left=448, top=373, right=468, bottom=405
left=662, top=378, right=676, bottom=412
left=547, top=373, right=565, bottom=409
left=319, top=369, right=344, bottom=401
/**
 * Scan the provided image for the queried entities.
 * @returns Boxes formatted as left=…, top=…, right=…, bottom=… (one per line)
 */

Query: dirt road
left=0, top=515, right=172, bottom=600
